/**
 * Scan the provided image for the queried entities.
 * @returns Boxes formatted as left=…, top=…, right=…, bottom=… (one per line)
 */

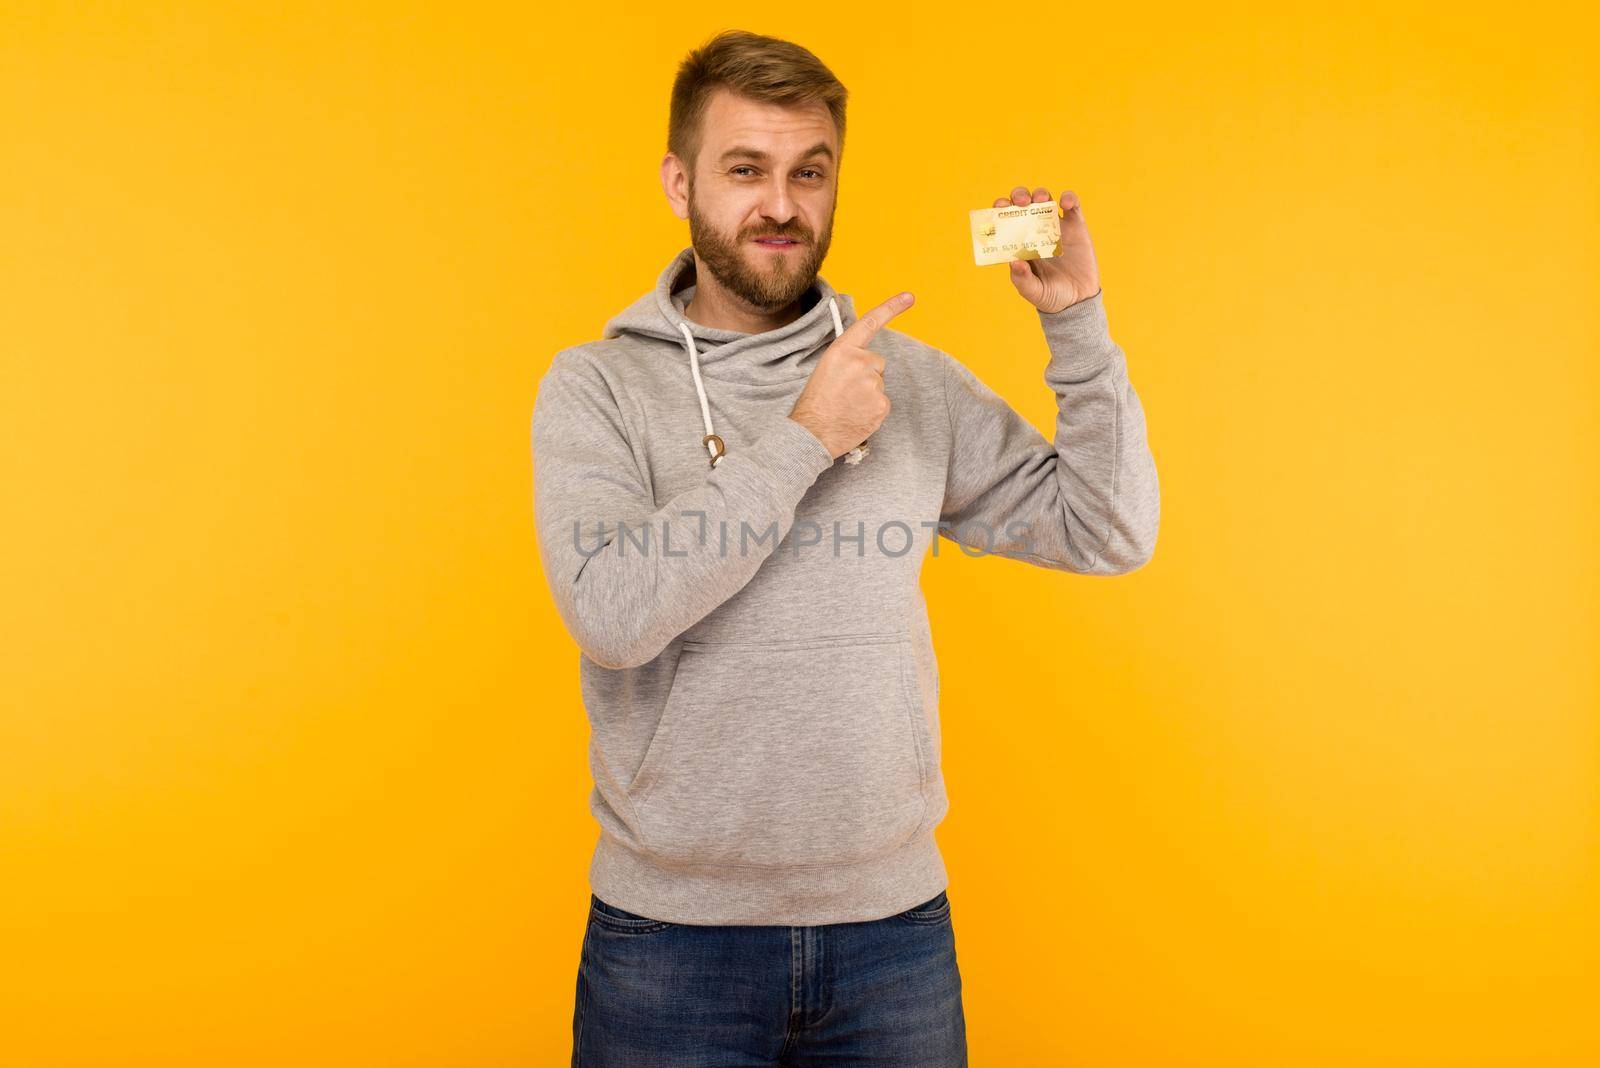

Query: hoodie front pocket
left=627, top=634, right=931, bottom=868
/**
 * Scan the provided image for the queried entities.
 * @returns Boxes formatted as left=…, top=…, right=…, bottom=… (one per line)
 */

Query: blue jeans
left=572, top=889, right=968, bottom=1066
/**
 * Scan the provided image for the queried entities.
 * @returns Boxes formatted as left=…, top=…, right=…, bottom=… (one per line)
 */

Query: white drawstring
left=828, top=297, right=870, bottom=464
left=678, top=296, right=867, bottom=469
left=676, top=319, right=724, bottom=467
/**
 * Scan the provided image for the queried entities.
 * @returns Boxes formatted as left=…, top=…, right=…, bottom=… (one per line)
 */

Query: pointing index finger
left=841, top=291, right=914, bottom=347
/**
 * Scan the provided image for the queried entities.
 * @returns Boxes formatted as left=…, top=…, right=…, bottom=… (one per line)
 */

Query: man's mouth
left=752, top=236, right=803, bottom=247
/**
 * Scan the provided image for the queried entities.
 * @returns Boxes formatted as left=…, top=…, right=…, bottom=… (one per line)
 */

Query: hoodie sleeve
left=531, top=352, right=837, bottom=669
left=937, top=289, right=1160, bottom=575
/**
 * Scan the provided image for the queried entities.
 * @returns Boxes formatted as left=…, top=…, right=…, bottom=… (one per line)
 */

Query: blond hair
left=668, top=30, right=848, bottom=177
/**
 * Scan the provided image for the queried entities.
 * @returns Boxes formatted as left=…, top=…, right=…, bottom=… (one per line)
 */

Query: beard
left=687, top=186, right=834, bottom=313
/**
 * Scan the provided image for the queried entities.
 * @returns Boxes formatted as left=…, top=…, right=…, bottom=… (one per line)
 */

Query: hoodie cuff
left=1037, top=288, right=1115, bottom=374
left=739, top=414, right=837, bottom=505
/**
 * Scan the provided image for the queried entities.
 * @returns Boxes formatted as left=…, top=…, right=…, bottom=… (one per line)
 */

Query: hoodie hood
left=601, top=245, right=866, bottom=468
left=603, top=246, right=858, bottom=384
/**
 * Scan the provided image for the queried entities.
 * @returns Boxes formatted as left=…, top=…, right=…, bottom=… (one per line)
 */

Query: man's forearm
left=536, top=413, right=835, bottom=669
left=939, top=290, right=1161, bottom=574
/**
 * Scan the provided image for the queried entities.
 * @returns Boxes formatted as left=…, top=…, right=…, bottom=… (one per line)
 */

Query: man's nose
left=758, top=181, right=799, bottom=226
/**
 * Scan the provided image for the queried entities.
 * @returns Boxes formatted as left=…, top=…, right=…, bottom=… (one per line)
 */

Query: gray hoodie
left=530, top=245, right=1159, bottom=925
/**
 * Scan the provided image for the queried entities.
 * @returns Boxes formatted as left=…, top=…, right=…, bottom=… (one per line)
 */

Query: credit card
left=969, top=200, right=1062, bottom=266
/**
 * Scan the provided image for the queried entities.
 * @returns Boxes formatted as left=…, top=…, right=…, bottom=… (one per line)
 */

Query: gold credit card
left=970, top=200, right=1062, bottom=266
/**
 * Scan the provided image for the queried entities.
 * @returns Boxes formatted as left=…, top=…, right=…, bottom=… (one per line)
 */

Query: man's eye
left=732, top=166, right=756, bottom=177
left=799, top=169, right=824, bottom=179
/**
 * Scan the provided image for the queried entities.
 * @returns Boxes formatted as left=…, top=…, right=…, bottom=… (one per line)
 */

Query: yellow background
left=3, top=2, right=1595, bottom=1064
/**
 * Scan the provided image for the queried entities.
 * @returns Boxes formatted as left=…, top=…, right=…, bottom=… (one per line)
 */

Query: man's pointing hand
left=789, top=291, right=914, bottom=459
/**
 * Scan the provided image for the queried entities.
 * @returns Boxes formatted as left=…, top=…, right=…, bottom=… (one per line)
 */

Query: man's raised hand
left=1001, top=186, right=1101, bottom=313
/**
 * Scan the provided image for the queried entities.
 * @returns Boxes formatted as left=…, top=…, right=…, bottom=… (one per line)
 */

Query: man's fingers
left=841, top=291, right=914, bottom=347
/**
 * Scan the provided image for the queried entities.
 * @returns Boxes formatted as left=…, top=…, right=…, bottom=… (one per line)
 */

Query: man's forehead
left=701, top=91, right=836, bottom=159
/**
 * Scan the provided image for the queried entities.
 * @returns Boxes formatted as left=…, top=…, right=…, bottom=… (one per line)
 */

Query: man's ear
left=661, top=154, right=690, bottom=221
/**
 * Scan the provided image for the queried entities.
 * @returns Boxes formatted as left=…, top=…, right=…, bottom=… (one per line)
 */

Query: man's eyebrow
left=716, top=142, right=835, bottom=165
